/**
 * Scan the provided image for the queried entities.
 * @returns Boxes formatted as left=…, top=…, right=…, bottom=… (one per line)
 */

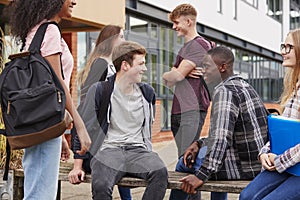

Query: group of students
left=7, top=0, right=300, bottom=200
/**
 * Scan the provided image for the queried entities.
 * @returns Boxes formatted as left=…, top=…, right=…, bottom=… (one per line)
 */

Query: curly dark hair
left=9, top=0, right=65, bottom=46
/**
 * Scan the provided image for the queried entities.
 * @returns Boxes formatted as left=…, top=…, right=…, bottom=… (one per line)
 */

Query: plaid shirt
left=195, top=75, right=268, bottom=181
left=260, top=86, right=300, bottom=173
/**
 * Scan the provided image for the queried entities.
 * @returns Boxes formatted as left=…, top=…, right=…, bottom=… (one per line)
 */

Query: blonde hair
left=77, top=25, right=122, bottom=86
left=169, top=3, right=197, bottom=22
left=280, top=29, right=300, bottom=111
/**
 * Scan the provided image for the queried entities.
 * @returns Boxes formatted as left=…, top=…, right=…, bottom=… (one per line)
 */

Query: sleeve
left=40, top=24, right=62, bottom=57
left=274, top=143, right=300, bottom=173
left=180, top=38, right=210, bottom=67
left=259, top=141, right=271, bottom=155
left=72, top=83, right=100, bottom=158
left=90, top=58, right=108, bottom=82
left=195, top=88, right=239, bottom=181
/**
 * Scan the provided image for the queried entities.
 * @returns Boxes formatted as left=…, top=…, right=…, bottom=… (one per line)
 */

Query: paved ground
left=61, top=140, right=240, bottom=200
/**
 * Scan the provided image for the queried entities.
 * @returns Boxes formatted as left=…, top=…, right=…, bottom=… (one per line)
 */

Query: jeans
left=239, top=170, right=300, bottom=200
left=91, top=146, right=168, bottom=200
left=171, top=110, right=207, bottom=158
left=169, top=146, right=228, bottom=200
left=22, top=136, right=62, bottom=200
left=118, top=186, right=131, bottom=200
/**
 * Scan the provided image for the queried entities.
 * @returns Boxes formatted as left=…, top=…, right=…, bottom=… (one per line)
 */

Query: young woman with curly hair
left=9, top=0, right=91, bottom=199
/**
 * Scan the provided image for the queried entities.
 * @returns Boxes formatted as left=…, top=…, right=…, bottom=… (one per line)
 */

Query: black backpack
left=0, top=22, right=68, bottom=180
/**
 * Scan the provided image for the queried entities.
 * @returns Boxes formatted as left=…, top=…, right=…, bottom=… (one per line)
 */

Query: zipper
left=57, top=91, right=62, bottom=103
left=7, top=101, right=11, bottom=114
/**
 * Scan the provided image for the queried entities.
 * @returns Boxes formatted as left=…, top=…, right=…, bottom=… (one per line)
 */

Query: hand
left=68, top=168, right=85, bottom=184
left=187, top=67, right=203, bottom=79
left=259, top=153, right=276, bottom=171
left=180, top=174, right=203, bottom=194
left=72, top=109, right=91, bottom=155
left=61, top=135, right=70, bottom=161
left=75, top=126, right=91, bottom=156
left=183, top=141, right=200, bottom=168
left=267, top=153, right=277, bottom=167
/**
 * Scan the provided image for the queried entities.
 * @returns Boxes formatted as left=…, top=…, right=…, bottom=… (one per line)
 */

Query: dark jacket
left=71, top=75, right=156, bottom=172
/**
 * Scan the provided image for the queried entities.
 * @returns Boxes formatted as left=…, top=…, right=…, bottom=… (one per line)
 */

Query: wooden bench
left=8, top=162, right=249, bottom=199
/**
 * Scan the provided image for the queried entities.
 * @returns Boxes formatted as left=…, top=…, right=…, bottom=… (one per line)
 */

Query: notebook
left=268, top=114, right=300, bottom=176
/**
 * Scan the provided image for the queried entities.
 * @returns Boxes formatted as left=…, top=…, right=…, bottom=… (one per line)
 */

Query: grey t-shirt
left=101, top=84, right=146, bottom=150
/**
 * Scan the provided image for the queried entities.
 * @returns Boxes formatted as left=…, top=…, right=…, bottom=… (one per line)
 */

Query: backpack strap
left=28, top=21, right=60, bottom=52
left=28, top=21, right=65, bottom=80
left=95, top=79, right=114, bottom=124
left=3, top=139, right=10, bottom=181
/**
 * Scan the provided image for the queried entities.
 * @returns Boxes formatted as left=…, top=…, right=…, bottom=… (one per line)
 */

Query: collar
left=215, top=74, right=243, bottom=89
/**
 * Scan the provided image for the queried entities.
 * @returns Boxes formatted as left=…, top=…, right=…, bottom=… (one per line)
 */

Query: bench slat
left=13, top=163, right=249, bottom=194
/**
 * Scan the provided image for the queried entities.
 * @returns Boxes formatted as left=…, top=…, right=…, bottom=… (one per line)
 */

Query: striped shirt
left=195, top=75, right=269, bottom=181
left=260, top=85, right=300, bottom=173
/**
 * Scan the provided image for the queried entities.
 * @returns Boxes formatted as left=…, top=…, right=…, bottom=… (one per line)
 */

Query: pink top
left=25, top=21, right=74, bottom=89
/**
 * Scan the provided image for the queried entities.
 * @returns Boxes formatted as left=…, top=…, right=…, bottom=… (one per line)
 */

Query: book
left=268, top=114, right=300, bottom=176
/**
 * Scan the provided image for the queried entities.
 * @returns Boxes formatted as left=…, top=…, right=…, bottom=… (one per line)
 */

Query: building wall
left=140, top=0, right=282, bottom=53
left=72, top=0, right=126, bottom=29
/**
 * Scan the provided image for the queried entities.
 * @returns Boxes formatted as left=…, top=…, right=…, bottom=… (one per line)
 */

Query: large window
left=124, top=13, right=283, bottom=130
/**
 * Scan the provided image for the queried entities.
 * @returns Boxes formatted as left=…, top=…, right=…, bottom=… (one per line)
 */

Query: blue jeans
left=169, top=146, right=228, bottom=200
left=91, top=147, right=168, bottom=200
left=240, top=170, right=300, bottom=200
left=171, top=110, right=207, bottom=158
left=118, top=186, right=131, bottom=200
left=22, top=136, right=62, bottom=200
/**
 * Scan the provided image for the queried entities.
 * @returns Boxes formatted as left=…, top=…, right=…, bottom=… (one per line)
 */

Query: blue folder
left=268, top=114, right=300, bottom=176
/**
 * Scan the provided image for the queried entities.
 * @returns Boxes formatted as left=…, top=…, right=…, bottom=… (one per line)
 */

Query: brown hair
left=112, top=41, right=146, bottom=72
left=77, top=25, right=122, bottom=86
left=169, top=3, right=197, bottom=22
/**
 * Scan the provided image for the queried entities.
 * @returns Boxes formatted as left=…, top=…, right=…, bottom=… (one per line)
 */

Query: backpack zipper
left=7, top=101, right=11, bottom=114
left=57, top=91, right=62, bottom=103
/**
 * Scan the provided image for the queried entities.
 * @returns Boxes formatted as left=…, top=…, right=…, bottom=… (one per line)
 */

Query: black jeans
left=171, top=110, right=207, bottom=158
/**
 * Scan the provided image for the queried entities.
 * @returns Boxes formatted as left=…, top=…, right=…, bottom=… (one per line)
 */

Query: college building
left=0, top=0, right=298, bottom=133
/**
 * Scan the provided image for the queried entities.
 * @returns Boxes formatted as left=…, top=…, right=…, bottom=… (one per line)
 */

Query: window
left=266, top=0, right=283, bottom=22
left=291, top=1, right=300, bottom=29
left=129, top=16, right=148, bottom=36
left=151, top=23, right=158, bottom=38
left=242, top=0, right=258, bottom=8
left=77, top=32, right=87, bottom=73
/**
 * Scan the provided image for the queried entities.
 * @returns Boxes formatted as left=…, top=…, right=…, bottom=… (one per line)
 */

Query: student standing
left=9, top=0, right=91, bottom=199
left=240, top=29, right=300, bottom=200
left=162, top=3, right=212, bottom=158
